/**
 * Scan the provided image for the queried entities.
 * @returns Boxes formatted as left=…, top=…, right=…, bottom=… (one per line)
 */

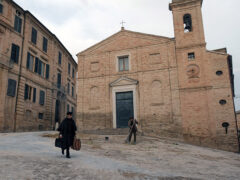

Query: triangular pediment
left=110, top=77, right=138, bottom=87
left=77, top=29, right=173, bottom=56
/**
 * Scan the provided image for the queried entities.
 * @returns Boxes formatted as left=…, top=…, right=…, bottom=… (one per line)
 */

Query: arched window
left=183, top=14, right=192, bottom=33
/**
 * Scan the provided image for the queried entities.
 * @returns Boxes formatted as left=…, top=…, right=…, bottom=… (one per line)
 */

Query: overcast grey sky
left=14, top=0, right=240, bottom=110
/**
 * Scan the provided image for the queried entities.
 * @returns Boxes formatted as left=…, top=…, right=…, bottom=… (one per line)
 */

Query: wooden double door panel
left=116, top=91, right=134, bottom=128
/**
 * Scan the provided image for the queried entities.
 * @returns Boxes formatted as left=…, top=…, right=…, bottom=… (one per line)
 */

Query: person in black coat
left=128, top=117, right=138, bottom=144
left=57, top=112, right=77, bottom=158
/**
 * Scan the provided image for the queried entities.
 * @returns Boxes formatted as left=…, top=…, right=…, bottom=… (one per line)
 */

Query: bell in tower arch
left=183, top=14, right=192, bottom=32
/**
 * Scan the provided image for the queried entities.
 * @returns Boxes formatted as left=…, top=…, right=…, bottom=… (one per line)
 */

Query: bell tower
left=169, top=0, right=206, bottom=49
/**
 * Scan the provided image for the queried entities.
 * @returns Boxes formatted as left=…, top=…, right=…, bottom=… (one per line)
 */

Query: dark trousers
left=129, top=130, right=136, bottom=142
left=62, top=147, right=70, bottom=156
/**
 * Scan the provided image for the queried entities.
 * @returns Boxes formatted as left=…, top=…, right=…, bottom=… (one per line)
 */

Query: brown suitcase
left=72, top=137, right=81, bottom=151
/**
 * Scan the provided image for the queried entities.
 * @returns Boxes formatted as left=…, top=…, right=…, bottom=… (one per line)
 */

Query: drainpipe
left=14, top=11, right=26, bottom=132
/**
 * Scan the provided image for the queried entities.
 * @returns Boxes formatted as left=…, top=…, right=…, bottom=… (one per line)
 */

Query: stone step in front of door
left=80, top=128, right=129, bottom=135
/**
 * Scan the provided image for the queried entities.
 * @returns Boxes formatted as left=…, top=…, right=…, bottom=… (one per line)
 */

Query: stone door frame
left=112, top=85, right=137, bottom=128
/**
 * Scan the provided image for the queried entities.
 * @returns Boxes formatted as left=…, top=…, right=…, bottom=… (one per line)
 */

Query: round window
left=216, top=71, right=223, bottom=76
left=219, top=99, right=227, bottom=105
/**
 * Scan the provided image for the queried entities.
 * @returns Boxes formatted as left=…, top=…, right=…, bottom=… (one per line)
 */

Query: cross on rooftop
left=120, top=20, right=126, bottom=30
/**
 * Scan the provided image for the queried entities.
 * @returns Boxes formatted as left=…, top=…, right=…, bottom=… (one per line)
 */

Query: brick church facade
left=77, top=0, right=239, bottom=152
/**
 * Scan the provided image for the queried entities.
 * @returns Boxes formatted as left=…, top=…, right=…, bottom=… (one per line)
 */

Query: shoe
left=66, top=155, right=71, bottom=158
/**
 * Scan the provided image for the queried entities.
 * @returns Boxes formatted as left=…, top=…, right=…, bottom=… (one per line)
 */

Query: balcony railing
left=0, top=53, right=14, bottom=68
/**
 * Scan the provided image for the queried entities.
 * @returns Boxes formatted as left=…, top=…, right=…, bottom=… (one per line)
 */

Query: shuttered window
left=72, top=68, right=75, bottom=78
left=58, top=52, right=62, bottom=65
left=42, top=37, right=48, bottom=53
left=67, top=82, right=70, bottom=94
left=11, top=44, right=20, bottom=64
left=0, top=4, right=3, bottom=14
left=26, top=52, right=34, bottom=71
left=33, top=88, right=36, bottom=103
left=7, top=79, right=17, bottom=97
left=72, top=86, right=74, bottom=97
left=24, top=84, right=32, bottom=100
left=31, top=27, right=37, bottom=44
left=14, top=15, right=22, bottom=33
left=39, top=90, right=45, bottom=105
left=68, top=63, right=71, bottom=75
left=67, top=104, right=69, bottom=112
left=57, top=73, right=61, bottom=88
left=46, top=64, right=50, bottom=79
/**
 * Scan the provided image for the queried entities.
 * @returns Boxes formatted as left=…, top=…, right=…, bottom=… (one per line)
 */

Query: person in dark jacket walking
left=127, top=117, right=138, bottom=144
left=57, top=112, right=77, bottom=158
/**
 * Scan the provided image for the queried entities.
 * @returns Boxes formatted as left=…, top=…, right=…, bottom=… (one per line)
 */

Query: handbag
left=55, top=135, right=63, bottom=148
left=71, top=137, right=81, bottom=151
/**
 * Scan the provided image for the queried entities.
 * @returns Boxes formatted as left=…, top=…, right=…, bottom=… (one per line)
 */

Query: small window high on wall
left=183, top=14, right=192, bottom=33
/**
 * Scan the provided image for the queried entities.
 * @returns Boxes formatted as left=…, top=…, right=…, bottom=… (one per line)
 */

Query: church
left=76, top=0, right=239, bottom=152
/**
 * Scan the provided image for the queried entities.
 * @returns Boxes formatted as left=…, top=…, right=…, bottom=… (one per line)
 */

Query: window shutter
left=38, top=60, right=42, bottom=75
left=39, top=90, right=45, bottom=105
left=18, top=17, right=22, bottom=33
left=7, top=79, right=17, bottom=97
left=26, top=52, right=30, bottom=69
left=46, top=64, right=49, bottom=79
left=24, top=84, right=29, bottom=100
left=34, top=57, right=39, bottom=73
left=33, top=88, right=36, bottom=102
left=10, top=44, right=19, bottom=63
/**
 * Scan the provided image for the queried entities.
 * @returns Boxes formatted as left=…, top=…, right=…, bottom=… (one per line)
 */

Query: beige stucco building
left=0, top=0, right=77, bottom=132
left=77, top=0, right=239, bottom=152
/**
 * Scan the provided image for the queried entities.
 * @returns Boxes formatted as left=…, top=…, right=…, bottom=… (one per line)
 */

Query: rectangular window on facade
left=7, top=79, right=17, bottom=97
left=58, top=52, right=62, bottom=65
left=14, top=15, right=22, bottom=33
left=71, top=107, right=74, bottom=114
left=39, top=90, right=45, bottom=105
left=42, top=37, right=48, bottom=53
left=72, top=68, right=75, bottom=78
left=118, top=56, right=129, bottom=71
left=31, top=27, right=37, bottom=44
left=57, top=73, right=61, bottom=88
left=67, top=104, right=69, bottom=112
left=188, top=52, right=195, bottom=60
left=34, top=57, right=39, bottom=73
left=38, top=113, right=44, bottom=119
left=37, top=59, right=45, bottom=77
left=68, top=63, right=71, bottom=75
left=26, top=52, right=34, bottom=71
left=0, top=4, right=3, bottom=14
left=67, top=82, right=70, bottom=94
left=24, top=84, right=32, bottom=100
left=11, top=44, right=20, bottom=64
left=33, top=88, right=36, bottom=103
left=46, top=64, right=50, bottom=79
left=72, top=86, right=74, bottom=97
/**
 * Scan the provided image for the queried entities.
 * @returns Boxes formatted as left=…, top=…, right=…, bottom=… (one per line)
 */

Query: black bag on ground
left=55, top=138, right=62, bottom=148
